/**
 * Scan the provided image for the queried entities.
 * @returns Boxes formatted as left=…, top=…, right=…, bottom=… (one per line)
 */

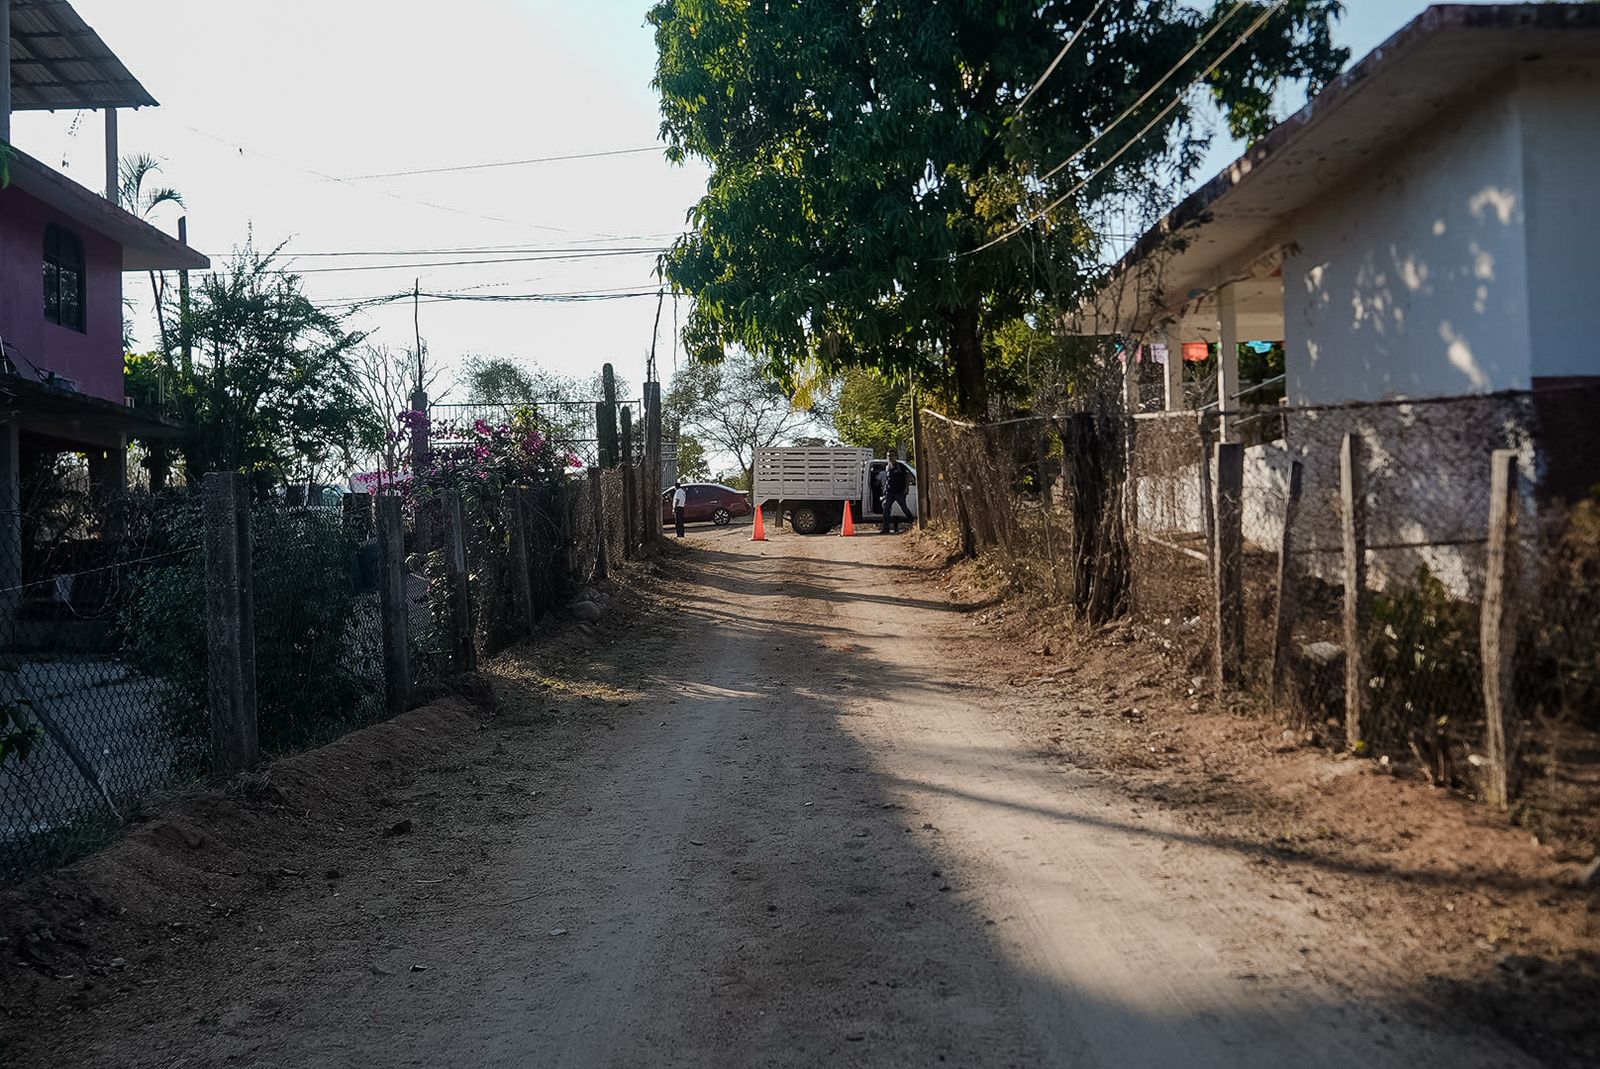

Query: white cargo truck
left=752, top=447, right=918, bottom=534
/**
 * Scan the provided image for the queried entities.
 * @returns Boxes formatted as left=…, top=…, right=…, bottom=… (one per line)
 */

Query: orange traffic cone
left=840, top=502, right=856, bottom=537
left=751, top=504, right=767, bottom=541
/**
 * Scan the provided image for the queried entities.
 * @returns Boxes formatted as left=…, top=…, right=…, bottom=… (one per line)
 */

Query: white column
left=1160, top=326, right=1185, bottom=411
left=104, top=107, right=119, bottom=202
left=1216, top=284, right=1241, bottom=442
left=1, top=0, right=12, bottom=144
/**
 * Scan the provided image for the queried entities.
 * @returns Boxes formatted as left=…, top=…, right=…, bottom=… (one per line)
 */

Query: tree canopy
left=650, top=0, right=1345, bottom=416
left=174, top=243, right=366, bottom=486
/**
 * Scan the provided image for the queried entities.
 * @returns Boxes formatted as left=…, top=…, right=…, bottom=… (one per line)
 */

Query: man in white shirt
left=671, top=482, right=688, bottom=537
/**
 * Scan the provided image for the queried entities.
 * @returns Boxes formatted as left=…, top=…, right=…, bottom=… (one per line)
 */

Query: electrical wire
left=1039, top=0, right=1252, bottom=184
left=964, top=0, right=1284, bottom=257
left=1014, top=0, right=1109, bottom=114
left=221, top=248, right=670, bottom=276
left=339, top=146, right=663, bottom=181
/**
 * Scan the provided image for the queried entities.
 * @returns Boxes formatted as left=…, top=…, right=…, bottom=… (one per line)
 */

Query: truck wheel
left=791, top=505, right=821, bottom=535
left=712, top=507, right=732, bottom=526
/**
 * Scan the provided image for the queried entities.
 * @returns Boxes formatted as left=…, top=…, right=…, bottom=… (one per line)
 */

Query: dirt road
left=18, top=526, right=1536, bottom=1067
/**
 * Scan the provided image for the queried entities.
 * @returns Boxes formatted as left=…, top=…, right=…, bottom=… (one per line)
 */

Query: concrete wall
left=0, top=185, right=126, bottom=404
left=1520, top=59, right=1600, bottom=380
left=1284, top=72, right=1533, bottom=403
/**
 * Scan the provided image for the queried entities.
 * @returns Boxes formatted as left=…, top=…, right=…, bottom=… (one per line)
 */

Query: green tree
left=176, top=241, right=367, bottom=487
left=650, top=0, right=1344, bottom=417
left=833, top=369, right=910, bottom=456
left=457, top=356, right=633, bottom=453
left=675, top=434, right=710, bottom=481
left=119, top=154, right=185, bottom=356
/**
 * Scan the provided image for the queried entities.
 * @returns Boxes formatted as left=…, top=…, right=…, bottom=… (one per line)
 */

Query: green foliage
left=649, top=0, right=1345, bottom=416
left=121, top=561, right=208, bottom=757
left=0, top=699, right=42, bottom=767
left=675, top=435, right=710, bottom=481
left=0, top=137, right=13, bottom=189
left=119, top=503, right=377, bottom=760
left=833, top=370, right=910, bottom=456
left=1520, top=496, right=1600, bottom=732
left=173, top=241, right=367, bottom=486
left=457, top=356, right=632, bottom=447
left=1364, top=568, right=1481, bottom=779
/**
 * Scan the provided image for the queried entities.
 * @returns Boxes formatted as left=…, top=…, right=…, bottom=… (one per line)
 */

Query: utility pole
left=178, top=216, right=192, bottom=379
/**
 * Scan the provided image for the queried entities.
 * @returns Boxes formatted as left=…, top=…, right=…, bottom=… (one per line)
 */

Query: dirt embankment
left=904, top=533, right=1600, bottom=1065
left=0, top=560, right=670, bottom=1065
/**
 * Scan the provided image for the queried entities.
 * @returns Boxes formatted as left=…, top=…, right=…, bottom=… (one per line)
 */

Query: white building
left=1076, top=4, right=1600, bottom=591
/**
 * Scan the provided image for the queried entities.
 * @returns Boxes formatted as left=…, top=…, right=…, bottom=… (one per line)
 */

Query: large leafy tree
left=650, top=0, right=1344, bottom=417
left=176, top=243, right=367, bottom=486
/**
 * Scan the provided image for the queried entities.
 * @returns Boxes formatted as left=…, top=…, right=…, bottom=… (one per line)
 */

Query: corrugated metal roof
left=9, top=0, right=158, bottom=111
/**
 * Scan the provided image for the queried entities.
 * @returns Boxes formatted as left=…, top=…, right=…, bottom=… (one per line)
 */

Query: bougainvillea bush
left=394, top=407, right=581, bottom=664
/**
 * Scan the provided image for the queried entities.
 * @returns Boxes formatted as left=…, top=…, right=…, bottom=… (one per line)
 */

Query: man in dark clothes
left=880, top=458, right=912, bottom=534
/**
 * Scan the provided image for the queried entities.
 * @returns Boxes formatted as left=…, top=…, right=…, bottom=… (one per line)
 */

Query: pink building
left=0, top=0, right=208, bottom=610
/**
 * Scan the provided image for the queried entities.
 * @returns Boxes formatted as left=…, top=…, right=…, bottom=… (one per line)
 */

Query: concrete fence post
left=1481, top=449, right=1521, bottom=809
left=620, top=407, right=637, bottom=558
left=442, top=489, right=477, bottom=672
left=376, top=493, right=411, bottom=715
left=1269, top=460, right=1305, bottom=707
left=201, top=472, right=258, bottom=774
left=1340, top=433, right=1370, bottom=752
left=1212, top=442, right=1245, bottom=693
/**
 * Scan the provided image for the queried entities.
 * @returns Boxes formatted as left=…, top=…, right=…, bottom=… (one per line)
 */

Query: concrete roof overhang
left=1072, top=3, right=1600, bottom=337
left=2, top=146, right=209, bottom=272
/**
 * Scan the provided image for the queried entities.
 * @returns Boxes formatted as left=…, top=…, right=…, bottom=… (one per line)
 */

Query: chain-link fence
left=921, top=385, right=1600, bottom=830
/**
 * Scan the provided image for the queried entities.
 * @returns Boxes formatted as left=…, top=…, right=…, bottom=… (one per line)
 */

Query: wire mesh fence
left=921, top=385, right=1600, bottom=828
left=0, top=488, right=206, bottom=878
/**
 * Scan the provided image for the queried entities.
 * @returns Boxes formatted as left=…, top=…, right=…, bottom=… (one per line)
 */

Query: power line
left=339, top=146, right=663, bottom=181
left=964, top=0, right=1282, bottom=257
left=1039, top=0, right=1251, bottom=184
left=233, top=248, right=669, bottom=276
left=1014, top=0, right=1109, bottom=114
left=285, top=236, right=681, bottom=258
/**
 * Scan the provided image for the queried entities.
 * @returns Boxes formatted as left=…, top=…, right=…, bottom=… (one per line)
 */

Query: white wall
left=1519, top=59, right=1600, bottom=380
left=1284, top=74, right=1534, bottom=403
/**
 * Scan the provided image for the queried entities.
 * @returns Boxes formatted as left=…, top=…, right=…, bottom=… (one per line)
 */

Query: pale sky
left=10, top=0, right=1452, bottom=407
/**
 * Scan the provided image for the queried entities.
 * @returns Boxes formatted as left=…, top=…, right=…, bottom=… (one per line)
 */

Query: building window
left=43, top=224, right=87, bottom=333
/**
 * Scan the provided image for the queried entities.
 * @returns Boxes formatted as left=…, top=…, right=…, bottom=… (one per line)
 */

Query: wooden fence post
left=1340, top=433, right=1369, bottom=751
left=1212, top=442, right=1245, bottom=692
left=1481, top=449, right=1520, bottom=809
left=442, top=489, right=476, bottom=672
left=506, top=487, right=536, bottom=635
left=375, top=493, right=411, bottom=714
left=620, top=407, right=636, bottom=558
left=589, top=467, right=607, bottom=583
left=1269, top=460, right=1304, bottom=706
left=1198, top=413, right=1216, bottom=567
left=201, top=472, right=258, bottom=774
left=644, top=381, right=662, bottom=546
left=912, top=391, right=930, bottom=528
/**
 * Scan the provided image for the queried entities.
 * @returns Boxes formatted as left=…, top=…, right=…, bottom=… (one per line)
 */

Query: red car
left=661, top=482, right=752, bottom=527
